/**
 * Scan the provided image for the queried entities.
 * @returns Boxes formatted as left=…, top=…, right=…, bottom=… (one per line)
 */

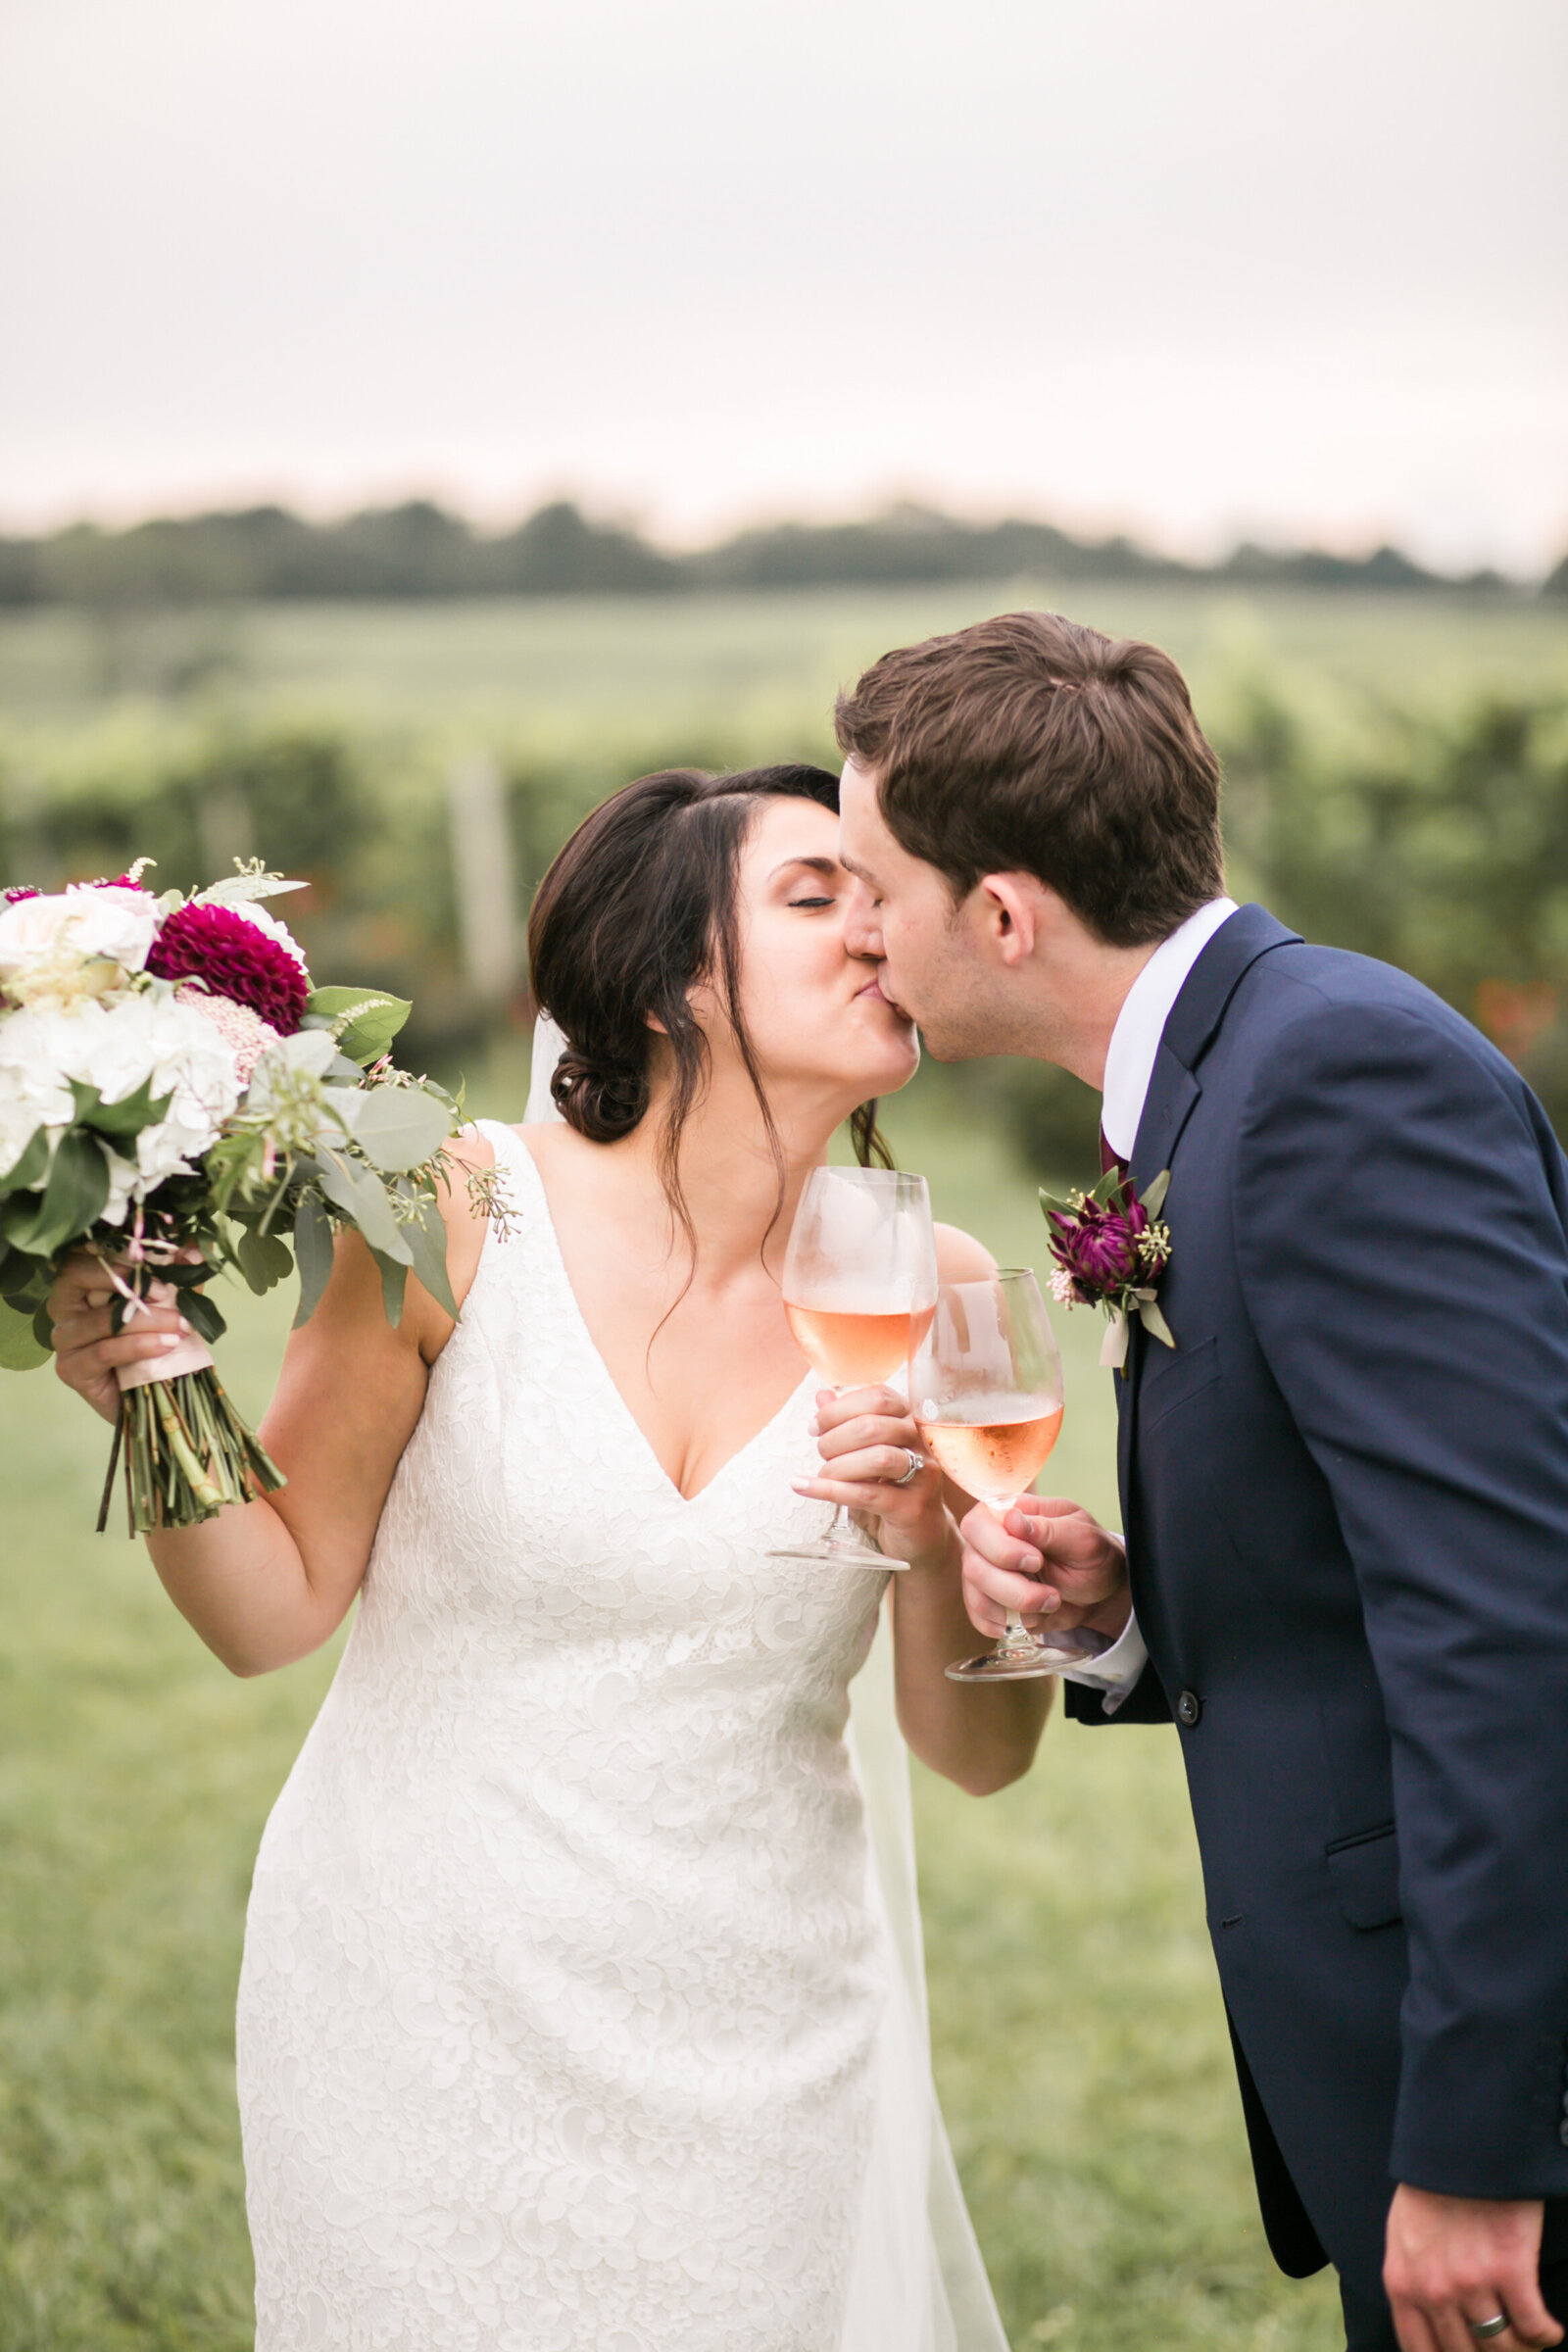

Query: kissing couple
left=50, top=612, right=1568, bottom=2351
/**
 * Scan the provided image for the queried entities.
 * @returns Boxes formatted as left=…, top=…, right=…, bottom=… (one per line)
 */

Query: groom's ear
left=976, top=872, right=1045, bottom=967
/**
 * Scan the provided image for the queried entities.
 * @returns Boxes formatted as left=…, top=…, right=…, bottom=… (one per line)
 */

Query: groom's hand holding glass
left=958, top=1495, right=1132, bottom=1646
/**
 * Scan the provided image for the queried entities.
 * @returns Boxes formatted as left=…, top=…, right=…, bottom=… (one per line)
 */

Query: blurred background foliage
left=1, top=571, right=1564, bottom=1168
left=1, top=569, right=1564, bottom=2349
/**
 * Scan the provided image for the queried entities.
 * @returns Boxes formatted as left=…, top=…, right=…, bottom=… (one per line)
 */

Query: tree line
left=1, top=498, right=1557, bottom=608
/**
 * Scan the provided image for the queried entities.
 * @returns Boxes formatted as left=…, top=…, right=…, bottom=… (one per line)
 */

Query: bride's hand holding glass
left=790, top=1385, right=951, bottom=1568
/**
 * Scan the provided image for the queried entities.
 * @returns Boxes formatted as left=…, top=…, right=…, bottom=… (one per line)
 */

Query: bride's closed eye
left=788, top=894, right=837, bottom=910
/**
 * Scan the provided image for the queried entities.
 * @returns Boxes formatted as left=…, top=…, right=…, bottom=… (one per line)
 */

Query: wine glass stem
left=998, top=1609, right=1040, bottom=1657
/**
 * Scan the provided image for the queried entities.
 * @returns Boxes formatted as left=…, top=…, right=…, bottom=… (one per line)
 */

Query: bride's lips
left=856, top=975, right=912, bottom=1020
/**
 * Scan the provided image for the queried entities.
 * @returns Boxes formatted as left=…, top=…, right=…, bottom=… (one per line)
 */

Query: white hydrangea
left=0, top=989, right=242, bottom=1210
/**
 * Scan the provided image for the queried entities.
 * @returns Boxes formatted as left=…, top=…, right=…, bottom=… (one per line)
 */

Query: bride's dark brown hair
left=527, top=764, right=892, bottom=1260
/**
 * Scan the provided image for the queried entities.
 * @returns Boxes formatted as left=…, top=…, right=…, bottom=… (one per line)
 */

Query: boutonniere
left=1040, top=1168, right=1175, bottom=1376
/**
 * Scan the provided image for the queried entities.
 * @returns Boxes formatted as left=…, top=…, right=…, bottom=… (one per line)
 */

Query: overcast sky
left=2, top=0, right=1564, bottom=573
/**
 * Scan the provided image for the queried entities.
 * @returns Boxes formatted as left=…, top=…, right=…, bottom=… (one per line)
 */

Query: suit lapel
left=1116, top=905, right=1300, bottom=1528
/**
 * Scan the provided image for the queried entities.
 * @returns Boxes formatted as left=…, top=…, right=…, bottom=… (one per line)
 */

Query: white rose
left=0, top=886, right=159, bottom=980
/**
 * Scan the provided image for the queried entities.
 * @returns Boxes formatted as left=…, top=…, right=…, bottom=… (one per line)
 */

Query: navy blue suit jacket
left=1064, top=905, right=1568, bottom=2295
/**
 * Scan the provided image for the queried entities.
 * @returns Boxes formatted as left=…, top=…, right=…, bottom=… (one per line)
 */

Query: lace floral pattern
left=237, top=1122, right=891, bottom=2350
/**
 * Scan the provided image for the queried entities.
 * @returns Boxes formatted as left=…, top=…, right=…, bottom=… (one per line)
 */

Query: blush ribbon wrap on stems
left=112, top=1272, right=217, bottom=1390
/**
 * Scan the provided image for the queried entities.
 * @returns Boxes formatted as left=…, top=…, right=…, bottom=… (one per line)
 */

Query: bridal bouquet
left=0, top=859, right=465, bottom=1533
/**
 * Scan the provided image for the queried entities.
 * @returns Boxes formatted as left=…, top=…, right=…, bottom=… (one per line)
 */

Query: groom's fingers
left=958, top=1501, right=1045, bottom=1578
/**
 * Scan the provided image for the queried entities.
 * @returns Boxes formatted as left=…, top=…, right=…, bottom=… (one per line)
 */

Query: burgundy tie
left=1100, top=1128, right=1129, bottom=1183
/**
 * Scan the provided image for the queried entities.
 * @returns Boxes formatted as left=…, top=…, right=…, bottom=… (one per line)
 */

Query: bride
left=47, top=762, right=1050, bottom=2351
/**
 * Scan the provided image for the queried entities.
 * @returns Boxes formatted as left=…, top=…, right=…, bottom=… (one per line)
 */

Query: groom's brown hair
left=834, top=611, right=1224, bottom=946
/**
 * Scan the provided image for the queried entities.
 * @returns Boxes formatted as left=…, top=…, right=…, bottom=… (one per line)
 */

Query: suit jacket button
left=1177, top=1690, right=1202, bottom=1727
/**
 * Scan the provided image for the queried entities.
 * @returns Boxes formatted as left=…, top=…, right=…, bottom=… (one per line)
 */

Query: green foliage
left=303, top=984, right=412, bottom=1066
left=0, top=1294, right=51, bottom=1368
left=0, top=1132, right=110, bottom=1259
left=1221, top=688, right=1568, bottom=1128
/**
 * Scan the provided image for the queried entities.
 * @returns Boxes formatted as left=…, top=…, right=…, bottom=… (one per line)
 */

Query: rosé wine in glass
left=784, top=1300, right=936, bottom=1394
left=767, top=1165, right=938, bottom=1570
left=915, top=1394, right=1063, bottom=1506
left=911, top=1270, right=1102, bottom=1681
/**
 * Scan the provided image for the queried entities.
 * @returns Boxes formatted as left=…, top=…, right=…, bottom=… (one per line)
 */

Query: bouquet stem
left=101, top=1368, right=286, bottom=1535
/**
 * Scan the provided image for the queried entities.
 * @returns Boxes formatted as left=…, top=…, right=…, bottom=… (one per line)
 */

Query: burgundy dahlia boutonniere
left=1040, top=1167, right=1175, bottom=1376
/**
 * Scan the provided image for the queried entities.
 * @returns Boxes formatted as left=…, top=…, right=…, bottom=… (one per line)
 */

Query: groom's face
left=838, top=759, right=994, bottom=1059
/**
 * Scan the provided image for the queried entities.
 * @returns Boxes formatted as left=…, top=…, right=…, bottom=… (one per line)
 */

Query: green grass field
left=0, top=1053, right=1344, bottom=2351
left=2, top=580, right=1563, bottom=767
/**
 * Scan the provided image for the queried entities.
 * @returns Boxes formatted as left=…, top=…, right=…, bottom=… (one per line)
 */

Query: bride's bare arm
left=47, top=1133, right=495, bottom=1677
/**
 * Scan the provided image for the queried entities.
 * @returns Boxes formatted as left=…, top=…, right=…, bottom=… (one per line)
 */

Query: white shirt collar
left=1100, top=898, right=1239, bottom=1160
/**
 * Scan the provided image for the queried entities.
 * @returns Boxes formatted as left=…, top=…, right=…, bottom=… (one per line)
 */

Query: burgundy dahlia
left=1047, top=1192, right=1162, bottom=1296
left=148, top=901, right=309, bottom=1033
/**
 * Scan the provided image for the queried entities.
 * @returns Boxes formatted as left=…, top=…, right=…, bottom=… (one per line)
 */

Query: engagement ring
left=893, top=1449, right=925, bottom=1487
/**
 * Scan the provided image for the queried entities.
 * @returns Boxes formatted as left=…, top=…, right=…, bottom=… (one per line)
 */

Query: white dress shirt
left=1056, top=897, right=1239, bottom=1708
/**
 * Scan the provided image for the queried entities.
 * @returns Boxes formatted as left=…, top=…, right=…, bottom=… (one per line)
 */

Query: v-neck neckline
left=497, top=1125, right=813, bottom=1509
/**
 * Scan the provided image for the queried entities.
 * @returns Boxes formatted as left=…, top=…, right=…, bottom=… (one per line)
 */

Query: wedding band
left=893, top=1449, right=924, bottom=1487
left=1468, top=2316, right=1510, bottom=2341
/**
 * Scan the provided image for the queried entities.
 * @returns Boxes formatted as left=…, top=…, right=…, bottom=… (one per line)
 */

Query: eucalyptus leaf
left=198, top=871, right=308, bottom=906
left=0, top=1296, right=52, bottom=1371
left=1142, top=1168, right=1172, bottom=1218
left=1138, top=1298, right=1176, bottom=1348
left=0, top=1128, right=50, bottom=1199
left=371, top=1249, right=408, bottom=1328
left=315, top=1147, right=411, bottom=1263
left=236, top=1222, right=294, bottom=1297
left=343, top=1085, right=453, bottom=1173
left=81, top=1072, right=175, bottom=1141
left=1, top=1132, right=111, bottom=1258
left=305, top=986, right=412, bottom=1067
left=292, top=1194, right=334, bottom=1325
left=404, top=1190, right=459, bottom=1319
left=0, top=1242, right=44, bottom=1306
left=181, top=1288, right=228, bottom=1348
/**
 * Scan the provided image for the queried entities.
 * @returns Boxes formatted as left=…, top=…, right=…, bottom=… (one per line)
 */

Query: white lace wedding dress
left=236, top=1107, right=1007, bottom=2351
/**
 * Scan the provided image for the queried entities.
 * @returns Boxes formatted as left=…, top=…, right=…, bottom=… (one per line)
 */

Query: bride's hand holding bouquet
left=0, top=858, right=470, bottom=1533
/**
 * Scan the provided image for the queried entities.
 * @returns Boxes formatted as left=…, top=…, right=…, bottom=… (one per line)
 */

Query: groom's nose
left=842, top=881, right=882, bottom=959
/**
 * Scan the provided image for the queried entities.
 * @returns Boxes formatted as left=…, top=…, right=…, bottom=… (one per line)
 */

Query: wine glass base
left=764, top=1540, right=907, bottom=1571
left=945, top=1635, right=1103, bottom=1682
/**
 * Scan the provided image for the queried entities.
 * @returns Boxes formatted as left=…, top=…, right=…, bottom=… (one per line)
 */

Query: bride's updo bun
left=527, top=764, right=889, bottom=1222
left=547, top=1044, right=648, bottom=1143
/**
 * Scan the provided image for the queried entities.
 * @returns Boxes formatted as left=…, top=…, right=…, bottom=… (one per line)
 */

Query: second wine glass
left=768, top=1164, right=938, bottom=1570
left=910, top=1269, right=1105, bottom=1680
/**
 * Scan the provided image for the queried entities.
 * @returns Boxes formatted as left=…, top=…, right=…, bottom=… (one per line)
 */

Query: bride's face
left=710, top=797, right=921, bottom=1105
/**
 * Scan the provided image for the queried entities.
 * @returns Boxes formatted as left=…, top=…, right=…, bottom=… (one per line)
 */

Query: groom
left=833, top=611, right=1568, bottom=2352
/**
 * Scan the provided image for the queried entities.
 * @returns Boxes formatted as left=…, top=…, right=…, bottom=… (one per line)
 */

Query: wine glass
left=768, top=1165, right=938, bottom=1569
left=911, top=1269, right=1103, bottom=1680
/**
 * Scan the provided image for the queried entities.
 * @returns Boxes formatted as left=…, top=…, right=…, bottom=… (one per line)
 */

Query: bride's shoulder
left=933, top=1222, right=997, bottom=1283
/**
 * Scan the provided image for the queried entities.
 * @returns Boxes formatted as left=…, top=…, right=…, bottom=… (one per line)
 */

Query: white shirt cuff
left=1057, top=1607, right=1148, bottom=1718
